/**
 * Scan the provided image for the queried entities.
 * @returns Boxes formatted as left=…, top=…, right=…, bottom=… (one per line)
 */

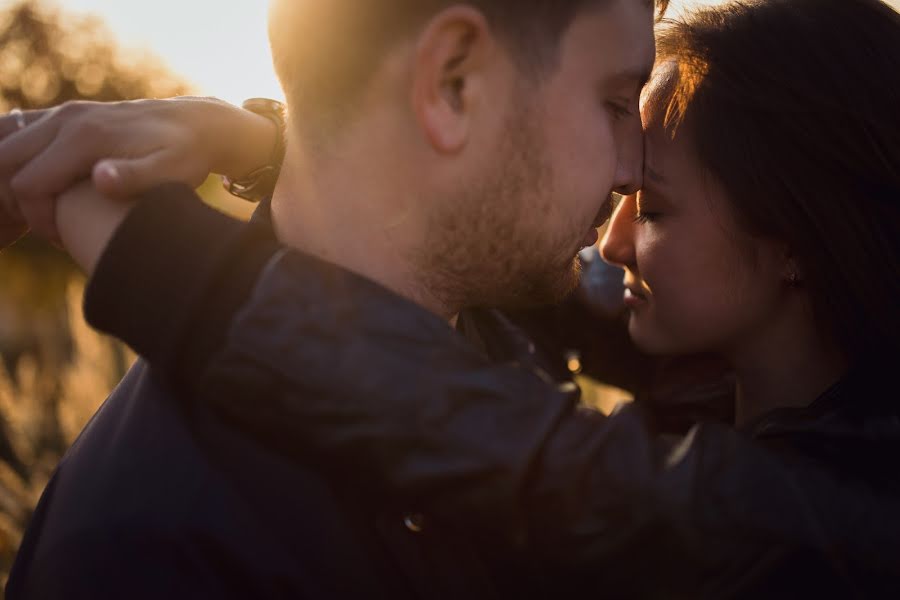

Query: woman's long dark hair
left=656, top=0, right=900, bottom=364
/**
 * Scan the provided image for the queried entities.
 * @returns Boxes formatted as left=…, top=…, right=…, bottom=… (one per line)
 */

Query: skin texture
left=0, top=98, right=277, bottom=244
left=271, top=1, right=656, bottom=321
left=0, top=0, right=654, bottom=311
left=419, top=4, right=654, bottom=310
left=55, top=182, right=133, bottom=277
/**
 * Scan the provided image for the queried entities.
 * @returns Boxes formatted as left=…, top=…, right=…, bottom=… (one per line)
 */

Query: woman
left=6, top=0, right=900, bottom=595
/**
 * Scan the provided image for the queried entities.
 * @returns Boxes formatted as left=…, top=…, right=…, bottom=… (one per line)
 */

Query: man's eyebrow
left=608, top=67, right=654, bottom=94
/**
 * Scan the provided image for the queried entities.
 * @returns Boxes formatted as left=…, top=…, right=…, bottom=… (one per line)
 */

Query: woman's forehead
left=640, top=62, right=682, bottom=126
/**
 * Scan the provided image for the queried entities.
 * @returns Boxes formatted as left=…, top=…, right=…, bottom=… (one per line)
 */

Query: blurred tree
left=0, top=0, right=191, bottom=583
left=0, top=0, right=189, bottom=109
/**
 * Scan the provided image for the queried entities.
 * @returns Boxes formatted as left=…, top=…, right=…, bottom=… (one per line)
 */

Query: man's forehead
left=569, top=0, right=656, bottom=70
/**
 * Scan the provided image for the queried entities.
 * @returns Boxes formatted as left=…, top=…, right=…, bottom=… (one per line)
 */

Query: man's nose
left=612, top=123, right=644, bottom=196
left=600, top=194, right=638, bottom=269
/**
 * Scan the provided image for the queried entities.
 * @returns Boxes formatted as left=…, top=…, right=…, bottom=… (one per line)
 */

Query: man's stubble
left=416, top=100, right=583, bottom=313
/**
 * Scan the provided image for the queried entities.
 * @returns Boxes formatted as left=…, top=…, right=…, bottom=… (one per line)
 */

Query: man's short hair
left=269, top=0, right=665, bottom=137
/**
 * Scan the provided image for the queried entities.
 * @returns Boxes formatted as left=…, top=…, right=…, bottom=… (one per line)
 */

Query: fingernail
left=98, top=162, right=119, bottom=181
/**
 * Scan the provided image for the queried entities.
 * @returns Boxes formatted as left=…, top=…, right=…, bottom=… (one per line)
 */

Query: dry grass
left=0, top=185, right=249, bottom=586
left=0, top=272, right=134, bottom=587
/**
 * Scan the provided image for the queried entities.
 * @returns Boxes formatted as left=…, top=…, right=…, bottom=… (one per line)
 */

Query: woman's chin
left=628, top=317, right=683, bottom=356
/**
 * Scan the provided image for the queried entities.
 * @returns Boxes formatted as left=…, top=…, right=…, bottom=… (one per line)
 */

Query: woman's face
left=600, top=74, right=790, bottom=357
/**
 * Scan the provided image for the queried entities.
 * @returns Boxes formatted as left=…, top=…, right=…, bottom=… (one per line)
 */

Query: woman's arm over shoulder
left=193, top=251, right=900, bottom=577
left=81, top=193, right=900, bottom=585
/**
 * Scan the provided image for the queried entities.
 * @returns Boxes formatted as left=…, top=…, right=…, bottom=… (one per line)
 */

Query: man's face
left=423, top=0, right=656, bottom=310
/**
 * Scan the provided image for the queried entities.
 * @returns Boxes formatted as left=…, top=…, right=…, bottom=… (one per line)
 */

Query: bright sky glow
left=4, top=0, right=899, bottom=107
left=10, top=0, right=285, bottom=105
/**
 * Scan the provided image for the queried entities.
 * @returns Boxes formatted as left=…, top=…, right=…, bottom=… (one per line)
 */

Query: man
left=3, top=0, right=657, bottom=597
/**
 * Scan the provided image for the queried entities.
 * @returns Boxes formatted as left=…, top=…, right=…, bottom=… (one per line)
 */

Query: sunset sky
left=8, top=0, right=900, bottom=106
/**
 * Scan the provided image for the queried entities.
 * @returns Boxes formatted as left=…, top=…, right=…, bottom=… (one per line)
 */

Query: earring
left=788, top=271, right=800, bottom=287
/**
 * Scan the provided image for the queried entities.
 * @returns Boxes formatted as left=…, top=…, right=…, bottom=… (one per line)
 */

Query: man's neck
left=269, top=154, right=460, bottom=324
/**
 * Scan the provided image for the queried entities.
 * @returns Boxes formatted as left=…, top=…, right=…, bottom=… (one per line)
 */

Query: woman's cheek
left=633, top=233, right=717, bottom=354
left=634, top=228, right=668, bottom=289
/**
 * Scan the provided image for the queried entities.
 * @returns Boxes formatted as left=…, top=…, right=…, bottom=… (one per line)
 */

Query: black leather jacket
left=84, top=186, right=900, bottom=597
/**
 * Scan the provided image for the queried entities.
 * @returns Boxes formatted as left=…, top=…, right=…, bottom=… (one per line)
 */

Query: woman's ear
left=411, top=6, right=494, bottom=154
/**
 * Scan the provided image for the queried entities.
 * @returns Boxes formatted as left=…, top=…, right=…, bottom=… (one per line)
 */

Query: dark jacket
left=6, top=192, right=510, bottom=599
left=22, top=184, right=900, bottom=598
left=187, top=254, right=900, bottom=598
left=9, top=362, right=506, bottom=599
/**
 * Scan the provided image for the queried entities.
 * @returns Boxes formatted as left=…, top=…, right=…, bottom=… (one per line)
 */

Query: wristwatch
left=222, top=98, right=287, bottom=202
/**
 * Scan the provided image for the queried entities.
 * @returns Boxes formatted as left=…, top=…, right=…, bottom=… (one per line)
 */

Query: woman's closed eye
left=634, top=196, right=662, bottom=224
left=632, top=210, right=661, bottom=224
left=633, top=187, right=672, bottom=224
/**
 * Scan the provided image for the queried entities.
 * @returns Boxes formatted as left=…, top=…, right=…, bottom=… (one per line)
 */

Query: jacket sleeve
left=82, top=185, right=898, bottom=588
left=192, top=252, right=898, bottom=576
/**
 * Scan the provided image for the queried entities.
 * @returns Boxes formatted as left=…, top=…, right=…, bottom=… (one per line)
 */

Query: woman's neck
left=730, top=301, right=848, bottom=428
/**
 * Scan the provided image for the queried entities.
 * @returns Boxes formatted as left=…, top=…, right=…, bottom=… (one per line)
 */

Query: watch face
left=222, top=166, right=277, bottom=203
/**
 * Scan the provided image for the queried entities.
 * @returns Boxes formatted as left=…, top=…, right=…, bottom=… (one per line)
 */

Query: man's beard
left=417, top=105, right=583, bottom=312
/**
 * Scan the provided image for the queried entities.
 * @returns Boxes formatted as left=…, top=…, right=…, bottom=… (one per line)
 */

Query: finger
left=10, top=128, right=102, bottom=206
left=0, top=181, right=23, bottom=221
left=9, top=129, right=107, bottom=240
left=16, top=188, right=58, bottom=242
left=1, top=181, right=27, bottom=248
left=0, top=110, right=63, bottom=176
left=93, top=151, right=205, bottom=199
left=0, top=108, right=50, bottom=141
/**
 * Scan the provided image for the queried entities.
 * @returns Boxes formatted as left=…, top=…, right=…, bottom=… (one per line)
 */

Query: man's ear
left=411, top=6, right=494, bottom=154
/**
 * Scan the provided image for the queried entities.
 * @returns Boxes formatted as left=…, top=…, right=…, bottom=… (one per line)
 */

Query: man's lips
left=577, top=196, right=616, bottom=251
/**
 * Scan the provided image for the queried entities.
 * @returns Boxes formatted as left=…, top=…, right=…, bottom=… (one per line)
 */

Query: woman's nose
left=600, top=194, right=638, bottom=269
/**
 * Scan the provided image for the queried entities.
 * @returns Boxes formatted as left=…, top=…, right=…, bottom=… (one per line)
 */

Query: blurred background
left=0, top=0, right=898, bottom=588
left=0, top=0, right=265, bottom=584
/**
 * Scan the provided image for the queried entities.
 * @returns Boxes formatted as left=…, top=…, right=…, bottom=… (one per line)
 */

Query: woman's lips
left=623, top=287, right=648, bottom=308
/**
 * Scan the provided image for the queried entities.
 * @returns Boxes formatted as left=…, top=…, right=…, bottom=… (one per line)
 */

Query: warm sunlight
left=17, top=0, right=284, bottom=104
left=6, top=0, right=898, bottom=105
left=1, top=0, right=899, bottom=593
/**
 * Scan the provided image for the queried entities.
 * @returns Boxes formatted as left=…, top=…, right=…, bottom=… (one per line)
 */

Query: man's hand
left=0, top=97, right=278, bottom=245
left=1, top=186, right=27, bottom=248
left=0, top=108, right=47, bottom=247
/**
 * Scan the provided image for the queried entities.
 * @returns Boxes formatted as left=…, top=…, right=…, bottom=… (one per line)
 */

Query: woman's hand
left=55, top=181, right=135, bottom=276
left=0, top=97, right=278, bottom=244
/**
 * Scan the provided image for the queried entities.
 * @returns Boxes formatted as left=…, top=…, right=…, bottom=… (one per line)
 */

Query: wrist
left=195, top=97, right=280, bottom=180
left=221, top=98, right=286, bottom=202
left=82, top=182, right=280, bottom=380
left=56, top=183, right=134, bottom=276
